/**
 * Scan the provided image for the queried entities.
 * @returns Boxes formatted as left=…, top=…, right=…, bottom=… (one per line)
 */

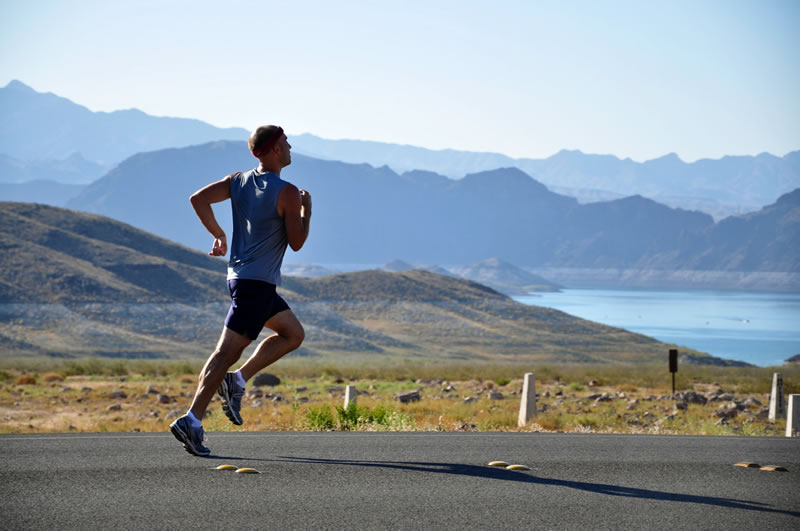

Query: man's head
left=249, top=125, right=291, bottom=168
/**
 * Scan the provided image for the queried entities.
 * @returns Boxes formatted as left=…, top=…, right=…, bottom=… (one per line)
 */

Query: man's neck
left=256, top=163, right=281, bottom=175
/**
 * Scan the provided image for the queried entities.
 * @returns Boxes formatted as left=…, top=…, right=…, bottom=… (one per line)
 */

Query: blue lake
left=513, top=289, right=800, bottom=367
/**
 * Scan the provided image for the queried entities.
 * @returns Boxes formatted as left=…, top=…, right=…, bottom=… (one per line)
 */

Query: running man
left=170, top=125, right=311, bottom=456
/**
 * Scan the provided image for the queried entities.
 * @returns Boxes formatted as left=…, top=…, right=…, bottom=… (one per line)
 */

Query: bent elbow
left=289, top=241, right=304, bottom=252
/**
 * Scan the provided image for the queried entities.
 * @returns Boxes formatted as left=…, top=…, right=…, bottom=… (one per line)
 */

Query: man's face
left=278, top=135, right=292, bottom=167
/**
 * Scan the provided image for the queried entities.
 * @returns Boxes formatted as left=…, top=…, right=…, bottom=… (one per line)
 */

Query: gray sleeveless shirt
left=227, top=169, right=289, bottom=285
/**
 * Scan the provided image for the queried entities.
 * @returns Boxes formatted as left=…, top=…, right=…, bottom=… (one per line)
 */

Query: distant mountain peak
left=4, top=79, right=33, bottom=92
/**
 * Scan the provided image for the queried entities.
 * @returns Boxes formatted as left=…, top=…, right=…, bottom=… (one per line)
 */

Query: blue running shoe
left=218, top=372, right=244, bottom=425
left=169, top=415, right=210, bottom=457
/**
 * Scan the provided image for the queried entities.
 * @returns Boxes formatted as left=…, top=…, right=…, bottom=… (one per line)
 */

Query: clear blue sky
left=1, top=0, right=798, bottom=161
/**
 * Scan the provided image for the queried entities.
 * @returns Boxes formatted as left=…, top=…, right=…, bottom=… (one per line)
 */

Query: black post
left=669, top=349, right=678, bottom=396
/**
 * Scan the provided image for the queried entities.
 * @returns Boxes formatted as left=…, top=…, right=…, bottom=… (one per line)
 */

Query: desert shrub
left=16, top=374, right=37, bottom=385
left=42, top=372, right=65, bottom=383
left=0, top=370, right=10, bottom=382
left=495, top=377, right=511, bottom=387
left=567, top=382, right=584, bottom=392
left=617, top=383, right=639, bottom=393
left=306, top=405, right=335, bottom=430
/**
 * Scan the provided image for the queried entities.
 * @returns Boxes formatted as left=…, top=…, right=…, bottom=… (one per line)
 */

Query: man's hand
left=300, top=189, right=312, bottom=212
left=210, top=233, right=227, bottom=256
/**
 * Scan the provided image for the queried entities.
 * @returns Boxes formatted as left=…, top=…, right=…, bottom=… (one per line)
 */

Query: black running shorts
left=224, top=278, right=290, bottom=340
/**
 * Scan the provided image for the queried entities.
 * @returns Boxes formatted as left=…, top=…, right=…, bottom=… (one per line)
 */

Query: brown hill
left=0, top=202, right=721, bottom=364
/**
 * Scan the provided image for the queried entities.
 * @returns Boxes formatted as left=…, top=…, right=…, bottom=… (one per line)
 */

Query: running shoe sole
left=218, top=375, right=243, bottom=425
left=170, top=419, right=210, bottom=457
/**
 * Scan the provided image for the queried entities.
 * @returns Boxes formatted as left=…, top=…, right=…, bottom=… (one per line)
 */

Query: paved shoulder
left=1, top=432, right=798, bottom=529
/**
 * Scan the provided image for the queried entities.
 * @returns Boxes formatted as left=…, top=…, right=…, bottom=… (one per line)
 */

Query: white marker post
left=344, top=385, right=357, bottom=409
left=787, top=395, right=799, bottom=438
left=518, top=373, right=537, bottom=427
left=769, top=373, right=785, bottom=421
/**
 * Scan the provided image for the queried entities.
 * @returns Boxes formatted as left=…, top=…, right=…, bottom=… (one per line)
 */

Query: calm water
left=514, top=289, right=800, bottom=367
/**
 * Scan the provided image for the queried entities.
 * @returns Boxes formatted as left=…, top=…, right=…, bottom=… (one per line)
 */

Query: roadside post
left=769, top=373, right=785, bottom=421
left=787, top=395, right=799, bottom=437
left=345, top=385, right=357, bottom=409
left=669, top=349, right=678, bottom=396
left=517, top=373, right=537, bottom=427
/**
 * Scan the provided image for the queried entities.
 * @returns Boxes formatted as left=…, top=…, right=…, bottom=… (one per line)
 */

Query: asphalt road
left=1, top=431, right=798, bottom=530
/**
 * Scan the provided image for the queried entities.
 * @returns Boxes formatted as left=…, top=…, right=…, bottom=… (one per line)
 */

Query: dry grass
left=0, top=360, right=796, bottom=436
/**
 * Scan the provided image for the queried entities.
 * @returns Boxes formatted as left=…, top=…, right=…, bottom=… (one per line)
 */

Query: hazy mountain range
left=58, top=141, right=799, bottom=286
left=2, top=80, right=798, bottom=219
left=1, top=202, right=716, bottom=364
left=0, top=80, right=246, bottom=169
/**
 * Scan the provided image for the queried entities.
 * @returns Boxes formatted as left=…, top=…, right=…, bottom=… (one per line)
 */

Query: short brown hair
left=248, top=125, right=284, bottom=158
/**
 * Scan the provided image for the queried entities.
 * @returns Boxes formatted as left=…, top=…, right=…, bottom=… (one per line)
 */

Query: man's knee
left=285, top=322, right=305, bottom=351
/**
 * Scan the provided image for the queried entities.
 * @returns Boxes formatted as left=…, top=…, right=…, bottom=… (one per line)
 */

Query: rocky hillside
left=0, top=202, right=730, bottom=364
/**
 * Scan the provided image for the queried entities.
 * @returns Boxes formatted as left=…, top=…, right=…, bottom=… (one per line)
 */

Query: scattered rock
left=252, top=373, right=281, bottom=387
left=463, top=396, right=477, bottom=404
left=594, top=393, right=613, bottom=403
left=272, top=395, right=284, bottom=402
left=587, top=393, right=602, bottom=400
left=81, top=387, right=92, bottom=393
left=395, top=390, right=421, bottom=403
left=676, top=391, right=707, bottom=405
left=295, top=386, right=307, bottom=393
left=252, top=400, right=263, bottom=407
left=146, top=385, right=160, bottom=394
left=487, top=391, right=504, bottom=400
left=675, top=402, right=688, bottom=410
left=68, top=425, right=77, bottom=431
left=326, top=386, right=344, bottom=394
left=165, top=409, right=181, bottom=419
left=755, top=406, right=769, bottom=418
left=109, top=391, right=128, bottom=399
left=742, top=397, right=762, bottom=407
left=150, top=411, right=159, bottom=418
left=588, top=379, right=599, bottom=387
left=713, top=406, right=739, bottom=419
left=107, top=404, right=122, bottom=411
left=60, top=386, right=72, bottom=393
left=157, top=394, right=172, bottom=404
left=247, top=388, right=264, bottom=399
left=296, top=396, right=309, bottom=403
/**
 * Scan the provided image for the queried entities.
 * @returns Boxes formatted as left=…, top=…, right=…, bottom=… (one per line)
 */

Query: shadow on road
left=275, top=456, right=800, bottom=518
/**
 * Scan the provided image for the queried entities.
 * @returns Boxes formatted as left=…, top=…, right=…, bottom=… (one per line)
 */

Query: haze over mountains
left=59, top=140, right=800, bottom=289
left=1, top=80, right=798, bottom=291
left=290, top=134, right=800, bottom=217
left=2, top=80, right=798, bottom=219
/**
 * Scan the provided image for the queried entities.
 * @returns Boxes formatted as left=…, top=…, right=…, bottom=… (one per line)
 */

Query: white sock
left=234, top=369, right=246, bottom=387
left=186, top=411, right=202, bottom=427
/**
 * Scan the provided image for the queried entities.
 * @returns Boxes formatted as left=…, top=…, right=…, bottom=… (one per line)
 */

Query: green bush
left=495, top=377, right=511, bottom=387
left=305, top=405, right=335, bottom=430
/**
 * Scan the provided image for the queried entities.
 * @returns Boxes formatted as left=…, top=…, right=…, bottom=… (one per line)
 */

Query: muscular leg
left=239, top=309, right=305, bottom=381
left=189, top=327, right=252, bottom=419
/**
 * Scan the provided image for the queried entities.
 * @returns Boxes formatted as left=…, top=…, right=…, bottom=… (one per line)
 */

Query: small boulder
left=487, top=391, right=504, bottom=400
left=252, top=373, right=281, bottom=387
left=157, top=394, right=172, bottom=404
left=395, top=390, right=421, bottom=403
left=146, top=385, right=160, bottom=395
left=165, top=409, right=181, bottom=419
left=107, top=404, right=122, bottom=411
left=742, top=397, right=762, bottom=407
left=109, top=391, right=128, bottom=399
left=463, top=396, right=477, bottom=404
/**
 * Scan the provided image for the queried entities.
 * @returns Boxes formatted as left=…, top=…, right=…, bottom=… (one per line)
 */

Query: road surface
left=1, top=431, right=798, bottom=529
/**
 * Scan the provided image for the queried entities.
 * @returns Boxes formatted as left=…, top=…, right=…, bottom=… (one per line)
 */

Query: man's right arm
left=190, top=175, right=233, bottom=256
left=278, top=183, right=312, bottom=252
